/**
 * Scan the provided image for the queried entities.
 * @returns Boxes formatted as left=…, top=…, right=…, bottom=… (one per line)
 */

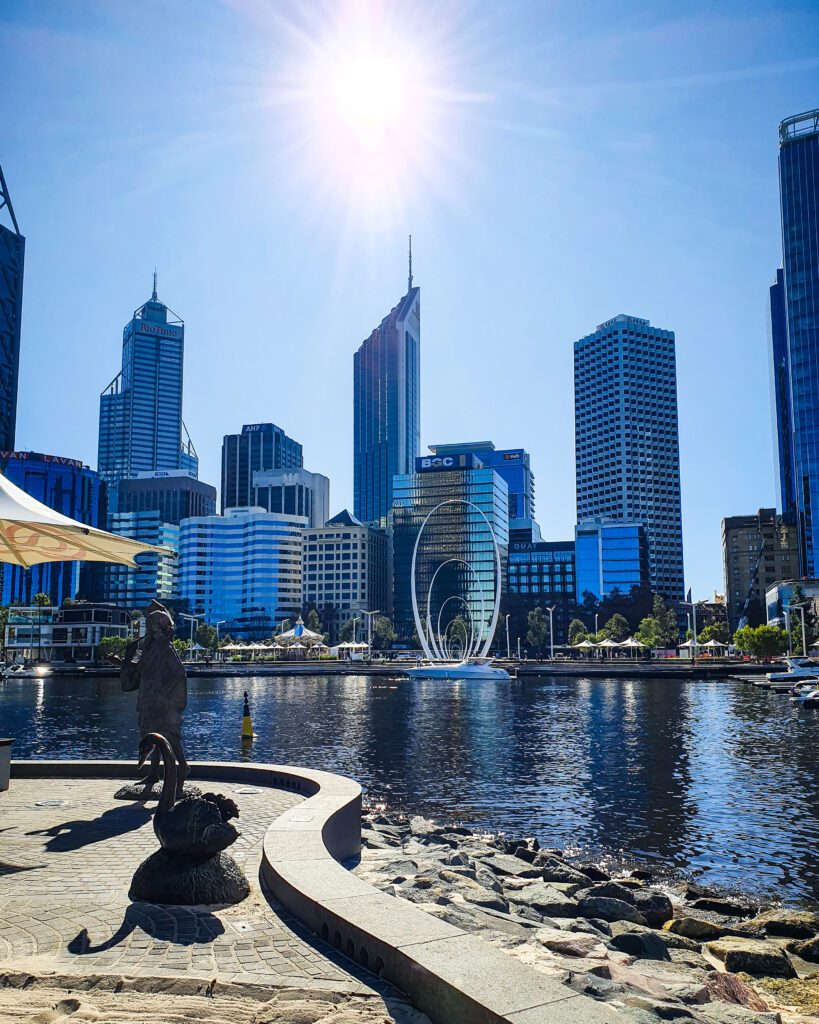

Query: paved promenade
left=0, top=777, right=375, bottom=994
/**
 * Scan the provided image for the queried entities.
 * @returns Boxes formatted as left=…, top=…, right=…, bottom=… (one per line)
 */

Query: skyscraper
left=768, top=268, right=795, bottom=523
left=354, top=243, right=420, bottom=525
left=773, top=109, right=819, bottom=574
left=574, top=313, right=684, bottom=600
left=0, top=165, right=24, bottom=451
left=425, top=442, right=535, bottom=523
left=220, top=423, right=303, bottom=513
left=98, top=276, right=192, bottom=502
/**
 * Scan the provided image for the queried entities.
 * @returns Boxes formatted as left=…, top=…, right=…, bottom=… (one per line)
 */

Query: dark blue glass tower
left=0, top=166, right=23, bottom=451
left=768, top=268, right=795, bottom=523
left=776, top=109, right=819, bottom=574
left=354, top=253, right=420, bottom=526
left=221, top=423, right=303, bottom=513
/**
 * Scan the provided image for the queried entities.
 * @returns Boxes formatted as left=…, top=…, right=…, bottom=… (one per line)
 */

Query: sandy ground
left=0, top=972, right=431, bottom=1024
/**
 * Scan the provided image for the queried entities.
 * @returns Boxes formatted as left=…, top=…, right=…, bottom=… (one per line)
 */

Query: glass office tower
left=391, top=454, right=508, bottom=646
left=775, top=109, right=819, bottom=574
left=221, top=423, right=303, bottom=513
left=768, top=267, right=795, bottom=523
left=354, top=278, right=420, bottom=526
left=98, top=277, right=188, bottom=500
left=575, top=519, right=650, bottom=602
left=574, top=313, right=684, bottom=599
left=0, top=165, right=24, bottom=450
left=427, top=442, right=534, bottom=522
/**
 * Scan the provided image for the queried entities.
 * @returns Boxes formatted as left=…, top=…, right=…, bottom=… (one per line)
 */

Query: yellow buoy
left=242, top=690, right=256, bottom=740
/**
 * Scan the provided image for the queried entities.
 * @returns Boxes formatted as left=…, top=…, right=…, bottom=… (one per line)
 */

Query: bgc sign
left=415, top=454, right=478, bottom=473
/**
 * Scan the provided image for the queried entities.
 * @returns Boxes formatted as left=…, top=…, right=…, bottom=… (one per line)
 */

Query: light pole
left=681, top=600, right=700, bottom=665
left=216, top=620, right=226, bottom=660
left=505, top=613, right=511, bottom=660
left=784, top=607, right=792, bottom=656
left=789, top=601, right=807, bottom=657
left=594, top=612, right=599, bottom=635
left=179, top=613, right=198, bottom=662
left=517, top=636, right=521, bottom=660
left=361, top=609, right=381, bottom=659
left=546, top=605, right=555, bottom=661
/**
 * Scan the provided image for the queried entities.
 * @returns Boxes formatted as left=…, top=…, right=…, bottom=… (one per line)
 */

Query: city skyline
left=3, top=1, right=819, bottom=597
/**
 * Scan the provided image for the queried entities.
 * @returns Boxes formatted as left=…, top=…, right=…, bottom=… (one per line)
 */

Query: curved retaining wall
left=11, top=759, right=613, bottom=1024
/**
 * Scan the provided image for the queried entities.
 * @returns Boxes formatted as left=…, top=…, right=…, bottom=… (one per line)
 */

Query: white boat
left=766, top=657, right=819, bottom=683
left=405, top=657, right=510, bottom=681
left=789, top=682, right=819, bottom=705
left=1, top=663, right=53, bottom=679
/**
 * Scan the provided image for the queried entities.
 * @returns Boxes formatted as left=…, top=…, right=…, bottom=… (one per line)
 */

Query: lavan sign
left=415, top=454, right=479, bottom=473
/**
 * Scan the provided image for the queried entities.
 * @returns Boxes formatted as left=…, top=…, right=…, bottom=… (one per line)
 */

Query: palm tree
left=32, top=592, right=51, bottom=663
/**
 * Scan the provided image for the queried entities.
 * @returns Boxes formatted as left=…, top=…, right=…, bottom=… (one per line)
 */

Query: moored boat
left=405, top=657, right=510, bottom=681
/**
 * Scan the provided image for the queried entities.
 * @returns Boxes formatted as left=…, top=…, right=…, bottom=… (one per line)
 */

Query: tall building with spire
left=98, top=274, right=197, bottom=506
left=353, top=239, right=420, bottom=525
left=0, top=165, right=24, bottom=451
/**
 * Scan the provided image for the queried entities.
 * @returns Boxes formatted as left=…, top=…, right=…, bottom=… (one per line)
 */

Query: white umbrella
left=0, top=469, right=165, bottom=567
left=701, top=638, right=727, bottom=648
left=573, top=639, right=595, bottom=648
left=290, top=642, right=306, bottom=650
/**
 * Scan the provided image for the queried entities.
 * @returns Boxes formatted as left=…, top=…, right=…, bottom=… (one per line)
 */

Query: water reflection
left=4, top=673, right=819, bottom=902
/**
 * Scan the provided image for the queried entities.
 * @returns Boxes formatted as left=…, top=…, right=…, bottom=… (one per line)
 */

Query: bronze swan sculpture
left=137, top=732, right=240, bottom=855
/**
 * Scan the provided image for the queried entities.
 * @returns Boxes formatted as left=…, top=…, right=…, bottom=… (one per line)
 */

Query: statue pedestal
left=114, top=780, right=202, bottom=801
left=129, top=849, right=249, bottom=905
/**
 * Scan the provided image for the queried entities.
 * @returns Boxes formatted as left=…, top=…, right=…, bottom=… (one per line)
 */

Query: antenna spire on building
left=408, top=234, right=413, bottom=291
left=152, top=268, right=158, bottom=302
left=0, top=164, right=21, bottom=235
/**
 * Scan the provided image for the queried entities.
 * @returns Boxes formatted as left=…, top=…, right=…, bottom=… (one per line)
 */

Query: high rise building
left=103, top=513, right=179, bottom=610
left=768, top=268, right=795, bottom=523
left=427, top=442, right=535, bottom=523
left=98, top=276, right=194, bottom=503
left=722, top=508, right=798, bottom=631
left=0, top=451, right=105, bottom=606
left=574, top=518, right=650, bottom=603
left=391, top=452, right=508, bottom=645
left=0, top=166, right=24, bottom=451
left=507, top=527, right=575, bottom=644
left=772, top=109, right=819, bottom=574
left=574, top=313, right=684, bottom=599
left=220, top=423, right=303, bottom=514
left=302, top=509, right=391, bottom=641
left=252, top=467, right=329, bottom=528
left=354, top=248, right=420, bottom=526
left=118, top=470, right=216, bottom=524
left=179, top=507, right=305, bottom=639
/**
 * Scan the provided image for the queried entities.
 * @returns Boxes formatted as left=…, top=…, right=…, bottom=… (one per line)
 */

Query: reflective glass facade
left=252, top=467, right=329, bottom=528
left=391, top=460, right=508, bottom=645
left=0, top=452, right=105, bottom=606
left=776, top=109, right=819, bottom=574
left=179, top=508, right=305, bottom=639
left=575, top=313, right=684, bottom=599
left=769, top=268, right=795, bottom=522
left=102, top=512, right=179, bottom=611
left=428, top=443, right=534, bottom=522
left=508, top=538, right=575, bottom=642
left=354, top=287, right=420, bottom=525
left=221, top=423, right=303, bottom=514
left=118, top=471, right=216, bottom=524
left=0, top=167, right=23, bottom=451
left=575, top=519, right=649, bottom=602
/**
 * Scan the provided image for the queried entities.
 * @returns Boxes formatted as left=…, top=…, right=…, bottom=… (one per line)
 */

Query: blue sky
left=2, top=0, right=819, bottom=598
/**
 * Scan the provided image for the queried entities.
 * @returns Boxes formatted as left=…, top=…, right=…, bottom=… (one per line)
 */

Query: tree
left=603, top=613, right=630, bottom=642
left=372, top=615, right=397, bottom=650
left=97, top=635, right=128, bottom=661
left=172, top=638, right=189, bottom=658
left=698, top=621, right=729, bottom=644
left=306, top=609, right=323, bottom=635
left=277, top=619, right=292, bottom=637
left=338, top=618, right=355, bottom=643
left=196, top=623, right=218, bottom=651
left=568, top=618, right=587, bottom=644
left=579, top=590, right=600, bottom=630
left=652, top=594, right=679, bottom=647
left=33, top=592, right=51, bottom=607
left=734, top=624, right=787, bottom=660
left=526, top=607, right=549, bottom=656
left=634, top=615, right=664, bottom=649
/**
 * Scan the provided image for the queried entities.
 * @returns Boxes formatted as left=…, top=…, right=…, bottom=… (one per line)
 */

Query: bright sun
left=330, top=54, right=410, bottom=154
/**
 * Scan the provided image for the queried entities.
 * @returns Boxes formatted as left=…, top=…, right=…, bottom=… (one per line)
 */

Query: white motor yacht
left=405, top=657, right=510, bottom=681
left=766, top=656, right=819, bottom=683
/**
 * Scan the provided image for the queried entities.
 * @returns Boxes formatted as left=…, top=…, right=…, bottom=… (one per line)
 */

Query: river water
left=2, top=672, right=817, bottom=904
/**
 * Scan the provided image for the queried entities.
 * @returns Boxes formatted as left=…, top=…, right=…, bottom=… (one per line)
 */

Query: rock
left=567, top=973, right=625, bottom=1000
left=474, top=868, right=504, bottom=893
left=664, top=917, right=729, bottom=941
left=609, top=931, right=671, bottom=961
left=751, top=976, right=819, bottom=1018
left=741, top=909, right=819, bottom=939
left=507, top=882, right=579, bottom=917
left=129, top=849, right=249, bottom=905
left=443, top=851, right=471, bottom=867
left=698, top=1007, right=781, bottom=1024
left=571, top=919, right=613, bottom=938
left=706, top=936, right=797, bottom=978
left=613, top=877, right=645, bottom=890
left=610, top=920, right=700, bottom=952
left=690, top=896, right=757, bottom=918
left=577, top=896, right=647, bottom=924
left=633, top=891, right=674, bottom=927
left=537, top=929, right=608, bottom=958
left=787, top=935, right=819, bottom=962
left=483, top=854, right=542, bottom=879
left=462, top=890, right=510, bottom=913
left=580, top=865, right=612, bottom=882
left=668, top=949, right=712, bottom=971
left=512, top=905, right=545, bottom=924
left=704, top=971, right=770, bottom=1011
left=409, top=815, right=438, bottom=837
left=578, top=881, right=637, bottom=905
left=631, top=868, right=654, bottom=881
left=538, top=856, right=593, bottom=886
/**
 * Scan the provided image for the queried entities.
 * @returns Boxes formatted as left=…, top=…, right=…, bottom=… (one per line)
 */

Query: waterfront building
left=722, top=508, right=798, bottom=631
left=103, top=512, right=179, bottom=610
left=574, top=518, right=650, bottom=603
left=391, top=450, right=509, bottom=646
left=220, top=423, right=303, bottom=514
left=353, top=258, right=420, bottom=526
left=0, top=166, right=23, bottom=451
left=507, top=525, right=575, bottom=644
left=574, top=313, right=684, bottom=599
left=179, top=507, right=305, bottom=639
left=302, top=509, right=391, bottom=641
left=4, top=603, right=131, bottom=664
left=765, top=578, right=819, bottom=628
left=0, top=451, right=105, bottom=607
left=118, top=470, right=216, bottom=524
left=771, top=109, right=819, bottom=573
left=426, top=442, right=534, bottom=523
left=98, top=276, right=196, bottom=503
left=252, top=467, right=329, bottom=529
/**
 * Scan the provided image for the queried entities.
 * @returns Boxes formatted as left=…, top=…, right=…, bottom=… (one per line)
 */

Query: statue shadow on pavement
left=26, top=803, right=152, bottom=853
left=67, top=902, right=225, bottom=955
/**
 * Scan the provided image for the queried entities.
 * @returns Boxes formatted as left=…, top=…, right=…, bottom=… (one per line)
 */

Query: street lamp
left=789, top=601, right=807, bottom=657
left=179, top=613, right=198, bottom=662
left=594, top=612, right=599, bottom=635
left=361, top=609, right=381, bottom=659
left=517, top=636, right=521, bottom=660
left=215, top=620, right=226, bottom=660
left=505, top=613, right=511, bottom=660
left=546, top=605, right=555, bottom=661
left=681, top=599, right=701, bottom=665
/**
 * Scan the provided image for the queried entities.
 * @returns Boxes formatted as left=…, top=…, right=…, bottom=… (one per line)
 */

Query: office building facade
left=103, top=513, right=179, bottom=610
left=253, top=467, right=329, bottom=528
left=768, top=268, right=795, bottom=523
left=391, top=453, right=509, bottom=646
left=427, top=442, right=534, bottom=523
left=179, top=507, right=305, bottom=639
left=98, top=277, right=194, bottom=502
left=0, top=166, right=23, bottom=451
left=0, top=451, right=105, bottom=606
left=354, top=277, right=420, bottom=525
left=507, top=533, right=575, bottom=644
left=575, top=518, right=650, bottom=603
left=766, top=578, right=819, bottom=628
left=221, top=423, right=303, bottom=514
left=118, top=470, right=216, bottom=524
left=5, top=604, right=131, bottom=664
left=773, top=109, right=819, bottom=573
left=303, top=509, right=391, bottom=641
left=722, top=508, right=798, bottom=631
left=574, top=313, right=684, bottom=599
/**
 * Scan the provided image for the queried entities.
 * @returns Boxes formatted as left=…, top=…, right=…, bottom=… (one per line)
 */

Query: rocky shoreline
left=356, top=808, right=819, bottom=1023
